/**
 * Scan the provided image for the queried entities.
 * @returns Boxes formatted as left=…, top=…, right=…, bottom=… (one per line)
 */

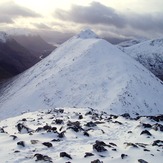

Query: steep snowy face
left=0, top=31, right=163, bottom=119
left=123, top=38, right=163, bottom=80
left=0, top=32, right=8, bottom=43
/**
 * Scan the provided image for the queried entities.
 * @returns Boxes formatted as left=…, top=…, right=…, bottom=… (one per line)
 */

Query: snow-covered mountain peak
left=0, top=31, right=9, bottom=43
left=0, top=31, right=163, bottom=119
left=75, top=29, right=99, bottom=39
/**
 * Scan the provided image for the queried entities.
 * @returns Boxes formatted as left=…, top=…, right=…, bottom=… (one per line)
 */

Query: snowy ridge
left=0, top=30, right=163, bottom=120
left=122, top=38, right=163, bottom=80
left=0, top=108, right=163, bottom=163
left=0, top=31, right=8, bottom=43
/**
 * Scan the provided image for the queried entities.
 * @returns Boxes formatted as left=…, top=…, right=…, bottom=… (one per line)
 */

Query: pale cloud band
left=0, top=1, right=41, bottom=24
left=54, top=2, right=163, bottom=38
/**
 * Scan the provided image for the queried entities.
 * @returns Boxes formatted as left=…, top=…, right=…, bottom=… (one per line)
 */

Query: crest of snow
left=75, top=29, right=99, bottom=39
left=0, top=31, right=163, bottom=119
left=0, top=32, right=8, bottom=43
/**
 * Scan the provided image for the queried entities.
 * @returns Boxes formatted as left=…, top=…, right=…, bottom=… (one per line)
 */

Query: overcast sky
left=0, top=0, right=163, bottom=43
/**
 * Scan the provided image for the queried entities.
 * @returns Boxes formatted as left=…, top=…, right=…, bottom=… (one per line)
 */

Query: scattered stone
left=112, top=148, right=117, bottom=151
left=109, top=142, right=117, bottom=147
left=152, top=140, right=163, bottom=147
left=85, top=111, right=92, bottom=116
left=121, top=154, right=128, bottom=159
left=128, top=131, right=132, bottom=134
left=138, top=159, right=148, bottom=163
left=14, top=150, right=20, bottom=153
left=83, top=131, right=89, bottom=137
left=149, top=115, right=163, bottom=122
left=54, top=119, right=64, bottom=124
left=21, top=118, right=27, bottom=121
left=42, top=142, right=53, bottom=148
left=58, top=131, right=65, bottom=138
left=31, top=140, right=39, bottom=144
left=78, top=114, right=83, bottom=119
left=93, top=141, right=108, bottom=152
left=121, top=113, right=130, bottom=119
left=135, top=143, right=148, bottom=148
left=10, top=135, right=17, bottom=140
left=91, top=159, right=103, bottom=163
left=142, top=123, right=152, bottom=128
left=36, top=124, right=57, bottom=133
left=17, top=141, right=25, bottom=147
left=84, top=152, right=94, bottom=158
left=34, top=153, right=52, bottom=162
left=0, top=127, right=5, bottom=133
left=144, top=149, right=150, bottom=152
left=51, top=139, right=61, bottom=142
left=124, top=142, right=138, bottom=148
left=140, top=130, right=152, bottom=136
left=85, top=121, right=97, bottom=127
left=60, top=152, right=72, bottom=159
left=113, top=121, right=123, bottom=125
left=152, top=123, right=163, bottom=132
left=43, top=124, right=52, bottom=131
left=16, top=123, right=33, bottom=133
left=67, top=121, right=82, bottom=132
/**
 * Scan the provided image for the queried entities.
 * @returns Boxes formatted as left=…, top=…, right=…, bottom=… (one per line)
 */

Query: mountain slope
left=0, top=32, right=38, bottom=80
left=0, top=29, right=163, bottom=119
left=10, top=34, right=56, bottom=59
left=122, top=38, right=163, bottom=81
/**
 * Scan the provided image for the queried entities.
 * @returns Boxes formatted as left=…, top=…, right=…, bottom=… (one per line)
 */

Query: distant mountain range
left=118, top=38, right=163, bottom=81
left=0, top=32, right=56, bottom=81
left=11, top=34, right=55, bottom=59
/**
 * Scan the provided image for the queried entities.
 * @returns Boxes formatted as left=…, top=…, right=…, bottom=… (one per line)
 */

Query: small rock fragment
left=42, top=142, right=53, bottom=148
left=140, top=130, right=152, bottom=136
left=17, top=141, right=25, bottom=147
left=91, top=159, right=103, bottom=163
left=31, top=140, right=39, bottom=144
left=60, top=152, right=72, bottom=159
left=84, top=152, right=94, bottom=158
left=138, top=159, right=148, bottom=163
left=121, top=154, right=128, bottom=159
left=10, top=135, right=17, bottom=140
left=85, top=121, right=97, bottom=127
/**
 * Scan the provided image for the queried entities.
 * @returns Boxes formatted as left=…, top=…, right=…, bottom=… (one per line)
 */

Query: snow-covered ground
left=0, top=29, right=163, bottom=120
left=0, top=107, right=162, bottom=163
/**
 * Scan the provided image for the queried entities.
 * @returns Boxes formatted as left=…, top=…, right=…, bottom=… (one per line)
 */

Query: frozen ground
left=0, top=107, right=163, bottom=163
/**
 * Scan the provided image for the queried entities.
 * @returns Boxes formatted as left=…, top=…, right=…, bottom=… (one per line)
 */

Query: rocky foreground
left=0, top=108, right=163, bottom=163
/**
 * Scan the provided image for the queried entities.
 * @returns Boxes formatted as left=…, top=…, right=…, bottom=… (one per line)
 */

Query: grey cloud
left=0, top=1, right=41, bottom=24
left=54, top=2, right=163, bottom=37
left=55, top=2, right=126, bottom=28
